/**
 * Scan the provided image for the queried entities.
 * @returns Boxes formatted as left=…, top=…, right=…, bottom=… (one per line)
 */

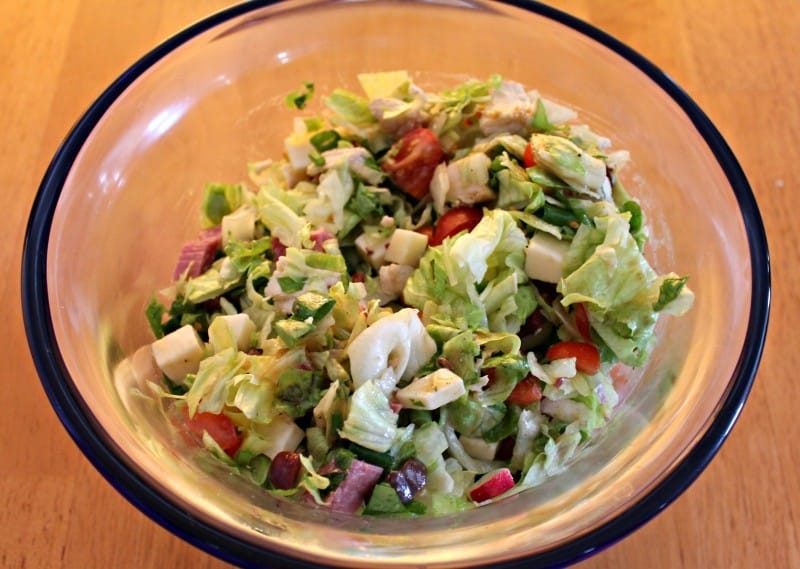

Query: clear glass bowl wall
left=42, top=1, right=753, bottom=567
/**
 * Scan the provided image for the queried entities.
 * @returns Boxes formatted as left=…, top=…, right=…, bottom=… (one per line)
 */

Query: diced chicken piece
left=378, top=263, right=415, bottom=304
left=445, top=153, right=495, bottom=206
left=369, top=97, right=428, bottom=139
left=479, top=80, right=537, bottom=136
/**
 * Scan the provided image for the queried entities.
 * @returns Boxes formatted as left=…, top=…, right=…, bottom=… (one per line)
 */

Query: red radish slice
left=468, top=468, right=515, bottom=503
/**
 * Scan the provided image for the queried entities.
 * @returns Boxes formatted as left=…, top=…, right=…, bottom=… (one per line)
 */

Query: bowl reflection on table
left=22, top=1, right=769, bottom=567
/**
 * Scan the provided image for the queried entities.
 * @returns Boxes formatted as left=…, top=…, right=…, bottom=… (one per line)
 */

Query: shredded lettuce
left=559, top=211, right=693, bottom=365
left=405, top=209, right=533, bottom=333
left=325, top=89, right=376, bottom=125
left=529, top=134, right=606, bottom=196
left=201, top=183, right=243, bottom=228
left=148, top=74, right=695, bottom=517
left=339, top=380, right=399, bottom=452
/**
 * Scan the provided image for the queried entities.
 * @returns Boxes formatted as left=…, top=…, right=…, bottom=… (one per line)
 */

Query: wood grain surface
left=3, top=1, right=796, bottom=567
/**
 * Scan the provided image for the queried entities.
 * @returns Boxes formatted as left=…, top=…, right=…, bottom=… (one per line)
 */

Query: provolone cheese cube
left=151, top=324, right=205, bottom=381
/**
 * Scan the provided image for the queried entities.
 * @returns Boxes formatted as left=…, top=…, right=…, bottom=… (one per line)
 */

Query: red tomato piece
left=416, top=225, right=435, bottom=242
left=381, top=128, right=444, bottom=200
left=523, top=142, right=536, bottom=168
left=574, top=303, right=592, bottom=343
left=432, top=206, right=483, bottom=246
left=506, top=376, right=543, bottom=405
left=184, top=410, right=243, bottom=457
left=546, top=341, right=601, bottom=375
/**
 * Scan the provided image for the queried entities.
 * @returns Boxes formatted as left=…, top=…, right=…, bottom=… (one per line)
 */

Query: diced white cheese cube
left=255, top=414, right=305, bottom=459
left=459, top=436, right=499, bottom=461
left=385, top=229, right=429, bottom=267
left=524, top=232, right=570, bottom=283
left=395, top=368, right=466, bottom=410
left=150, top=324, right=205, bottom=382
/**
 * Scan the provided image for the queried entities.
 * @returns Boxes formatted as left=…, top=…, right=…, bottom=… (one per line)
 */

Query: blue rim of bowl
left=21, top=1, right=770, bottom=568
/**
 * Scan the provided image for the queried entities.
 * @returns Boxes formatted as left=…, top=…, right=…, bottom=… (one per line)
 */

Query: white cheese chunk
left=255, top=414, right=305, bottom=459
left=524, top=232, right=570, bottom=283
left=395, top=368, right=466, bottom=410
left=151, top=324, right=205, bottom=382
left=385, top=228, right=429, bottom=267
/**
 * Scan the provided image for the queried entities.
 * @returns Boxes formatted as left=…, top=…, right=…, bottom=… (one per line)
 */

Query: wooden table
left=3, top=1, right=796, bottom=567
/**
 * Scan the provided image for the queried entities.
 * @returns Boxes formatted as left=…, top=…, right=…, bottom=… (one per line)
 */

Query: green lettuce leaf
left=201, top=182, right=243, bottom=228
left=558, top=211, right=693, bottom=365
left=339, top=380, right=399, bottom=452
left=404, top=209, right=531, bottom=333
left=528, top=134, right=606, bottom=196
left=257, top=191, right=307, bottom=249
left=324, top=88, right=377, bottom=125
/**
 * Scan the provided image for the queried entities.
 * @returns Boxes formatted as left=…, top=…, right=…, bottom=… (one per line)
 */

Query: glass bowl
left=21, top=1, right=770, bottom=567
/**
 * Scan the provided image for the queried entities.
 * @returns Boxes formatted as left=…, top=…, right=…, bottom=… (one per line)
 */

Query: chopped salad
left=146, top=71, right=694, bottom=517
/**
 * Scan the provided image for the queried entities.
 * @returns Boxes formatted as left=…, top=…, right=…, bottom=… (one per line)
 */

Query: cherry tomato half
left=432, top=206, right=483, bottom=246
left=381, top=128, right=444, bottom=200
left=184, top=410, right=243, bottom=457
left=546, top=341, right=601, bottom=375
left=416, top=225, right=435, bottom=242
left=506, top=376, right=543, bottom=405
